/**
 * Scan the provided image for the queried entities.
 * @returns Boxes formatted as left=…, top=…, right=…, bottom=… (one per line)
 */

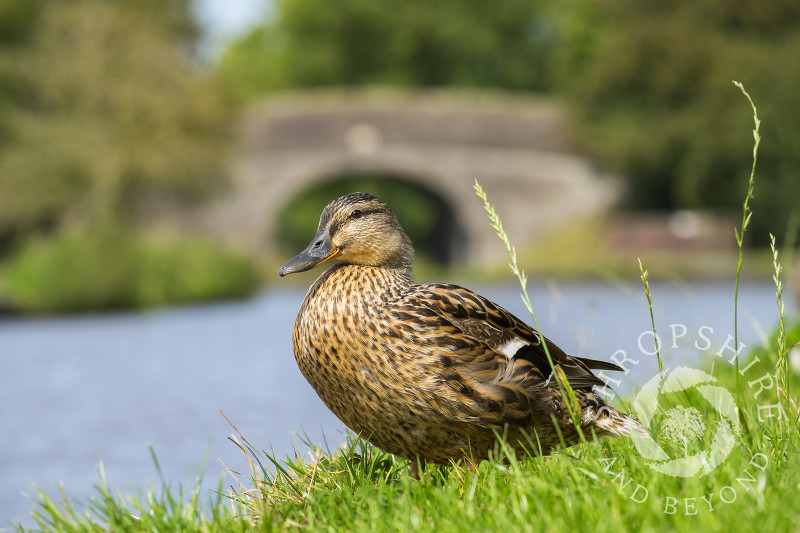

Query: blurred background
left=1, top=0, right=799, bottom=526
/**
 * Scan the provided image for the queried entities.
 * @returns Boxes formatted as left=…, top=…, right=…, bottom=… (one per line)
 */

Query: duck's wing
left=404, top=283, right=622, bottom=390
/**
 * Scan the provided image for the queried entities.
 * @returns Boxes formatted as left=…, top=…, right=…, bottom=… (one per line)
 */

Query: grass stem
left=732, top=80, right=761, bottom=412
left=473, top=180, right=582, bottom=429
left=769, top=233, right=790, bottom=410
left=637, top=258, right=663, bottom=375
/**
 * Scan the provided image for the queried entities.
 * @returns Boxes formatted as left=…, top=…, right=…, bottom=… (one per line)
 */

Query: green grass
left=24, top=448, right=232, bottom=532
left=231, top=394, right=799, bottom=532
left=13, top=83, right=800, bottom=532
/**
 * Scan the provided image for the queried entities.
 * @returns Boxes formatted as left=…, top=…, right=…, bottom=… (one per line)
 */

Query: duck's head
left=279, top=192, right=415, bottom=276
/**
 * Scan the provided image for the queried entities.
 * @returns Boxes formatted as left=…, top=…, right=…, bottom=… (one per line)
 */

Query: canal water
left=0, top=280, right=795, bottom=526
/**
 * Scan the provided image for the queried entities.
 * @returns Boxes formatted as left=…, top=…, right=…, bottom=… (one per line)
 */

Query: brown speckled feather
left=281, top=192, right=643, bottom=466
left=408, top=283, right=616, bottom=388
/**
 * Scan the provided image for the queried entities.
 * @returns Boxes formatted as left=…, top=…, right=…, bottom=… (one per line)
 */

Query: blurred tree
left=0, top=0, right=232, bottom=251
left=219, top=0, right=800, bottom=245
left=217, top=0, right=555, bottom=100
left=552, top=0, right=800, bottom=243
left=0, top=0, right=39, bottom=46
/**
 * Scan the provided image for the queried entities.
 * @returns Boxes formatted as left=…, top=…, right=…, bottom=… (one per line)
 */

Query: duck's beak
left=278, top=228, right=342, bottom=277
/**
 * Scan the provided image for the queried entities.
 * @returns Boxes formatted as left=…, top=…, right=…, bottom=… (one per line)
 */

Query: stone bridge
left=202, top=90, right=620, bottom=266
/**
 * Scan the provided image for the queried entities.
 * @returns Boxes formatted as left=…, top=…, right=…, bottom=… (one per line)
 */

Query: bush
left=135, top=236, right=260, bottom=308
left=2, top=229, right=259, bottom=313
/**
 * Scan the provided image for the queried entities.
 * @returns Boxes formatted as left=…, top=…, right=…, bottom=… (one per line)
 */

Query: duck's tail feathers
left=583, top=405, right=650, bottom=439
left=573, top=355, right=625, bottom=372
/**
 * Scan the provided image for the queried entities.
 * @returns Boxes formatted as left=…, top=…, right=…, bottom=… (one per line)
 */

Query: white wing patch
left=497, top=337, right=528, bottom=359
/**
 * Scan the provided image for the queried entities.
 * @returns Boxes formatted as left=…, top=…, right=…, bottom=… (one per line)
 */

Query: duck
left=279, top=192, right=640, bottom=477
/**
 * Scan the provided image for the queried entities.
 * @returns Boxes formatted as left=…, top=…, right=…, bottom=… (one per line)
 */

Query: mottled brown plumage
left=279, top=192, right=640, bottom=471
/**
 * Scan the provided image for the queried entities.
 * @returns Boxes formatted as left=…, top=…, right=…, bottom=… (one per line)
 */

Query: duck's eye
left=350, top=209, right=362, bottom=219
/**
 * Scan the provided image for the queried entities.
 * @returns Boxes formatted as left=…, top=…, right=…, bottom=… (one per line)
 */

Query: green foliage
left=134, top=234, right=259, bottom=309
left=218, top=0, right=555, bottom=100
left=0, top=0, right=232, bottom=246
left=3, top=228, right=259, bottom=313
left=4, top=229, right=141, bottom=312
left=0, top=0, right=39, bottom=46
left=552, top=0, right=800, bottom=242
left=277, top=175, right=452, bottom=264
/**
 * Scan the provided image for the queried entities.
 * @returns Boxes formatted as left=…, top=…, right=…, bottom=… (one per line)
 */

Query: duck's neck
left=323, top=263, right=414, bottom=300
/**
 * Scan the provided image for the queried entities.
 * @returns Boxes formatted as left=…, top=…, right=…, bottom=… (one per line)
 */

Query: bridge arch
left=200, top=90, right=620, bottom=267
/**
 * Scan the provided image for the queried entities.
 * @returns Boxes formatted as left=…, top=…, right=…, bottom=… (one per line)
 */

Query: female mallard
left=279, top=192, right=639, bottom=475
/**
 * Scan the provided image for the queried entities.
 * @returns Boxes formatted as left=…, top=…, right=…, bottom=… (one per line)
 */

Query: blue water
left=0, top=280, right=795, bottom=527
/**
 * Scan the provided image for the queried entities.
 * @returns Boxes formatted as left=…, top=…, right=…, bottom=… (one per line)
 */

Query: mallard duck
left=279, top=192, right=639, bottom=476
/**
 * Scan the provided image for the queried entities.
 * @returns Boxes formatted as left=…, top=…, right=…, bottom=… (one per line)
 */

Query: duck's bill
left=278, top=230, right=341, bottom=276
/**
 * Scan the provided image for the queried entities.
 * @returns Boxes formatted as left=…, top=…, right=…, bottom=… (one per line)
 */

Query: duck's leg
left=410, top=457, right=422, bottom=479
left=464, top=457, right=479, bottom=474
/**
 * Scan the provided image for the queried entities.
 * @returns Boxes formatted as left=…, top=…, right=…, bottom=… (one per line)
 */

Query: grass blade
left=732, top=80, right=761, bottom=415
